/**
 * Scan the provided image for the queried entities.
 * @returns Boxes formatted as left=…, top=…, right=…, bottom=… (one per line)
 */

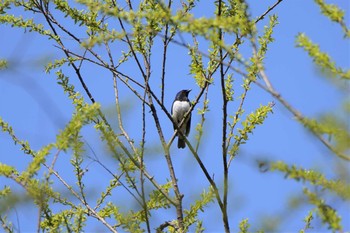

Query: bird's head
left=175, top=89, right=191, bottom=100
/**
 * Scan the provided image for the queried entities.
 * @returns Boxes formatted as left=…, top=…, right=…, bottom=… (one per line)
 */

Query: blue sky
left=0, top=0, right=349, bottom=232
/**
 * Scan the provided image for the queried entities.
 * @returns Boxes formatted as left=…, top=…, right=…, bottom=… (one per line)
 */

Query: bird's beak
left=187, top=89, right=192, bottom=93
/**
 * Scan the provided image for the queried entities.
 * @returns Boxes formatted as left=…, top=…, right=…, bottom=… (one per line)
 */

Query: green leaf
left=270, top=161, right=350, bottom=200
left=239, top=218, right=250, bottom=233
left=296, top=33, right=350, bottom=80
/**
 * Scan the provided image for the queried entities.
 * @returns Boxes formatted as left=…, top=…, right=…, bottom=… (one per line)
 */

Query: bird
left=171, top=89, right=192, bottom=149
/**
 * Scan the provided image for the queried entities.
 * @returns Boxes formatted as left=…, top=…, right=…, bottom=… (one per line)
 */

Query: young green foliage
left=95, top=177, right=121, bottom=211
left=303, top=188, right=343, bottom=232
left=238, top=218, right=250, bottom=233
left=314, top=0, right=343, bottom=21
left=0, top=117, right=35, bottom=155
left=219, top=0, right=255, bottom=37
left=55, top=71, right=101, bottom=151
left=189, top=40, right=206, bottom=88
left=270, top=161, right=350, bottom=200
left=0, top=59, right=7, bottom=70
left=207, top=42, right=220, bottom=76
left=54, top=0, right=101, bottom=28
left=225, top=74, right=234, bottom=101
left=300, top=115, right=350, bottom=157
left=314, top=0, right=348, bottom=38
left=0, top=14, right=54, bottom=38
left=147, top=181, right=173, bottom=210
left=183, top=187, right=215, bottom=231
left=98, top=202, right=143, bottom=233
left=269, top=160, right=347, bottom=231
left=300, top=211, right=314, bottom=233
left=248, top=15, right=277, bottom=81
left=45, top=58, right=82, bottom=74
left=229, top=102, right=274, bottom=158
left=19, top=144, right=54, bottom=184
left=40, top=208, right=86, bottom=232
left=0, top=163, right=17, bottom=178
left=256, top=15, right=278, bottom=68
left=296, top=33, right=350, bottom=80
left=0, top=185, right=11, bottom=198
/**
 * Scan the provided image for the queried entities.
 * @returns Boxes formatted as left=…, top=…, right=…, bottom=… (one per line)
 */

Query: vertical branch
left=161, top=0, right=172, bottom=105
left=195, top=85, right=209, bottom=153
left=37, top=206, right=42, bottom=233
left=112, top=74, right=142, bottom=197
left=141, top=87, right=151, bottom=233
left=125, top=0, right=133, bottom=10
left=218, top=1, right=230, bottom=232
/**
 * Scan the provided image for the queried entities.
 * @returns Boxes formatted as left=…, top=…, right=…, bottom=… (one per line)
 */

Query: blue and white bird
left=171, top=89, right=192, bottom=149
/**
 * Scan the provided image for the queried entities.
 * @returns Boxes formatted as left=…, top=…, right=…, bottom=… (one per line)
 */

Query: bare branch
left=255, top=0, right=284, bottom=23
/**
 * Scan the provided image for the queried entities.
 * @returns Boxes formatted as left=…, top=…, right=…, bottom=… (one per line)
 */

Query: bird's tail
left=177, top=135, right=186, bottom=149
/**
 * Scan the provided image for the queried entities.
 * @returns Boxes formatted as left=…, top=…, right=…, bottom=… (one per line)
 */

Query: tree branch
left=218, top=1, right=230, bottom=232
left=255, top=0, right=284, bottom=23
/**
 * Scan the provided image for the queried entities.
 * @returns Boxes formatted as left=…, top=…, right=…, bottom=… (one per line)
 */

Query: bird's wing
left=171, top=100, right=177, bottom=130
left=186, top=113, right=191, bottom=136
left=171, top=100, right=174, bottom=115
left=185, top=102, right=191, bottom=136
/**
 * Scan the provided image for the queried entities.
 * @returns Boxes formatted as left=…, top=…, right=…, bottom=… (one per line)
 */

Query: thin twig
left=195, top=86, right=209, bottom=153
left=227, top=80, right=252, bottom=168
left=255, top=0, right=284, bottom=23
left=160, top=0, right=174, bottom=105
left=257, top=70, right=350, bottom=161
left=0, top=215, right=14, bottom=233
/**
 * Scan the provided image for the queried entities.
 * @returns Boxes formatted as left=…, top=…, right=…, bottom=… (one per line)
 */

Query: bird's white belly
left=172, top=101, right=190, bottom=122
